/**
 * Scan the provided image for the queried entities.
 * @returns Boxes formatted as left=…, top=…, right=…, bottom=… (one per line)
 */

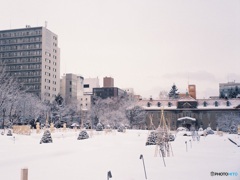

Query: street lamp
left=2, top=108, right=6, bottom=130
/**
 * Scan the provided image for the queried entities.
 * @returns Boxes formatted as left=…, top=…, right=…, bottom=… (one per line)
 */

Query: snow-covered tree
left=77, top=130, right=89, bottom=140
left=168, top=84, right=179, bottom=99
left=0, top=65, right=51, bottom=128
left=40, top=130, right=53, bottom=144
left=159, top=90, right=168, bottom=99
left=146, top=131, right=158, bottom=145
left=90, top=96, right=135, bottom=129
left=217, top=112, right=240, bottom=133
left=126, top=105, right=147, bottom=129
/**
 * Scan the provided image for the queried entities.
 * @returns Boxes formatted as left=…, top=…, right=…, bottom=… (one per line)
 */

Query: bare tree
left=159, top=90, right=168, bottom=99
left=217, top=112, right=240, bottom=133
left=0, top=66, right=47, bottom=128
left=126, top=105, right=147, bottom=129
left=90, top=96, right=135, bottom=129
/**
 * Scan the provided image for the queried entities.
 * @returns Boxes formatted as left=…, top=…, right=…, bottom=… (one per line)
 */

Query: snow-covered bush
left=77, top=130, right=89, bottom=140
left=205, top=127, right=214, bottom=135
left=6, top=129, right=12, bottom=136
left=40, top=130, right=53, bottom=144
left=217, top=113, right=240, bottom=134
left=117, top=125, right=124, bottom=132
left=146, top=131, right=158, bottom=145
left=96, top=123, right=103, bottom=131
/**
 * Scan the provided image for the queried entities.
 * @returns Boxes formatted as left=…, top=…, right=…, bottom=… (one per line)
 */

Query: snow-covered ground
left=0, top=129, right=239, bottom=180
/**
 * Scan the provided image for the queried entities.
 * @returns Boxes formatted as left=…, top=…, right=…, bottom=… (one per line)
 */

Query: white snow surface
left=0, top=129, right=240, bottom=180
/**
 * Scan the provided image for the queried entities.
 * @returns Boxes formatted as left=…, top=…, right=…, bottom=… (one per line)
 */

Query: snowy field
left=0, top=129, right=239, bottom=180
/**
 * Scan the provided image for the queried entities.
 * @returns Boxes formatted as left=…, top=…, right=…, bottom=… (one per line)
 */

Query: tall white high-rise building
left=0, top=26, right=60, bottom=102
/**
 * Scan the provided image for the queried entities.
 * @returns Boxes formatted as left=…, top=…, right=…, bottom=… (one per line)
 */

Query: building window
left=203, top=101, right=207, bottom=107
left=214, top=101, right=218, bottom=107
left=168, top=102, right=172, bottom=107
left=147, top=102, right=151, bottom=107
left=157, top=102, right=161, bottom=107
left=226, top=101, right=230, bottom=106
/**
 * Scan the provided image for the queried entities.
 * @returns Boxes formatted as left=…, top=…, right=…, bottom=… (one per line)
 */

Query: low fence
left=12, top=125, right=31, bottom=135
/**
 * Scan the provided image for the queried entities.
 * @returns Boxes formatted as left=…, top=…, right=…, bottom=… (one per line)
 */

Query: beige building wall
left=41, top=27, right=60, bottom=102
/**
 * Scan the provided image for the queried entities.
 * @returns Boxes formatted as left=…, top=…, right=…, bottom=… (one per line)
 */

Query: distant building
left=60, top=73, right=84, bottom=104
left=0, top=26, right=60, bottom=102
left=188, top=84, right=196, bottom=99
left=103, top=76, right=114, bottom=87
left=83, top=78, right=100, bottom=95
left=136, top=94, right=240, bottom=130
left=179, top=85, right=196, bottom=99
left=219, top=81, right=240, bottom=98
left=78, top=77, right=100, bottom=110
left=93, top=87, right=126, bottom=99
left=123, top=88, right=134, bottom=95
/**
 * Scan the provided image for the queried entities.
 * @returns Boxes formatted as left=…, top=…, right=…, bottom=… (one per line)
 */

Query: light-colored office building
left=0, top=26, right=60, bottom=102
left=80, top=77, right=100, bottom=110
left=60, top=73, right=84, bottom=104
left=83, top=77, right=100, bottom=95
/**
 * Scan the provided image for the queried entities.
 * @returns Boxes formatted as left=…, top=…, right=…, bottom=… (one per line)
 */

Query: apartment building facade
left=0, top=26, right=60, bottom=102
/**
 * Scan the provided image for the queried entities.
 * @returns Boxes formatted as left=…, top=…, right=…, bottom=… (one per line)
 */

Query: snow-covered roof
left=136, top=98, right=240, bottom=110
left=178, top=96, right=197, bottom=102
left=177, top=117, right=196, bottom=121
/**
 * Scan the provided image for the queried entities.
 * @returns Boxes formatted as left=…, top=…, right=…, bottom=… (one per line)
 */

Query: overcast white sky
left=1, top=0, right=240, bottom=99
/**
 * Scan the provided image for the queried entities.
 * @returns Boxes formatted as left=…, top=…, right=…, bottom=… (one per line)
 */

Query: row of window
left=146, top=101, right=231, bottom=107
left=44, top=78, right=57, bottom=85
left=80, top=98, right=89, bottom=101
left=18, top=78, right=41, bottom=83
left=10, top=71, right=41, bottom=76
left=45, top=65, right=51, bottom=70
left=0, top=50, right=42, bottom=58
left=80, top=104, right=88, bottom=107
left=45, top=58, right=51, bottom=63
left=0, top=30, right=42, bottom=38
left=44, top=86, right=57, bottom=91
left=53, top=36, right=57, bottom=41
left=0, top=37, right=42, bottom=45
left=0, top=43, right=41, bottom=51
left=44, top=72, right=57, bottom=79
left=1, top=57, right=42, bottom=64
left=45, top=52, right=57, bottom=59
left=25, top=84, right=40, bottom=90
left=7, top=64, right=41, bottom=70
